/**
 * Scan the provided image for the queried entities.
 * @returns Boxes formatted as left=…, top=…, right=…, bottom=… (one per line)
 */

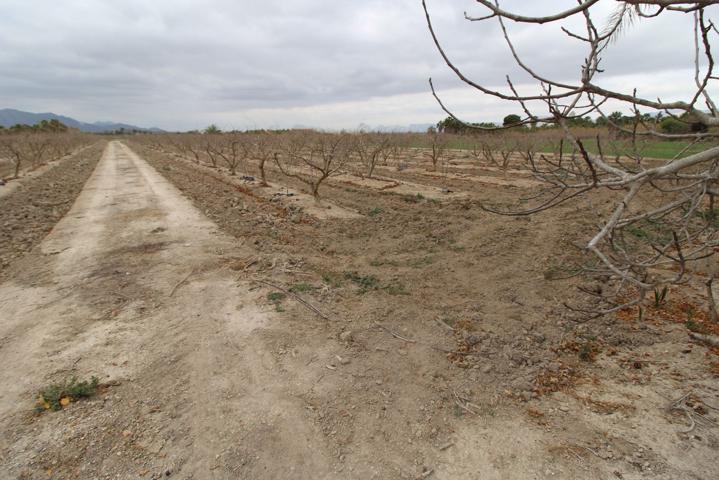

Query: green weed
left=624, top=219, right=673, bottom=245
left=685, top=307, right=706, bottom=333
left=697, top=209, right=719, bottom=228
left=578, top=341, right=598, bottom=362
left=267, top=291, right=286, bottom=311
left=322, top=273, right=343, bottom=288
left=401, top=193, right=426, bottom=204
left=383, top=282, right=410, bottom=296
left=289, top=283, right=315, bottom=294
left=38, top=376, right=99, bottom=412
left=409, top=256, right=434, bottom=268
left=344, top=271, right=380, bottom=293
left=653, top=286, right=669, bottom=308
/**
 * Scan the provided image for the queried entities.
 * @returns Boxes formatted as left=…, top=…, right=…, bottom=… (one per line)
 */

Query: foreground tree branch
left=424, top=0, right=719, bottom=317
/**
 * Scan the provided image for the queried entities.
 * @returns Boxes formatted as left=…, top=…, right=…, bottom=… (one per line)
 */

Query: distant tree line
left=435, top=111, right=710, bottom=136
left=0, top=119, right=70, bottom=134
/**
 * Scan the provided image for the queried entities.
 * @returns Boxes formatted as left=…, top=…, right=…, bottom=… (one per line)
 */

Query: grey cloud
left=0, top=0, right=703, bottom=130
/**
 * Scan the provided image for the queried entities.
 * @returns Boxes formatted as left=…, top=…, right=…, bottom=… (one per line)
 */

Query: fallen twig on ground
left=453, top=390, right=478, bottom=416
left=374, top=321, right=416, bottom=343
left=688, top=332, right=719, bottom=348
left=667, top=391, right=702, bottom=434
left=374, top=321, right=473, bottom=356
left=435, top=318, right=455, bottom=332
left=169, top=269, right=195, bottom=297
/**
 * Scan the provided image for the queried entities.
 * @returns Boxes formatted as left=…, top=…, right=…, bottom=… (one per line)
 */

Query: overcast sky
left=0, top=0, right=706, bottom=131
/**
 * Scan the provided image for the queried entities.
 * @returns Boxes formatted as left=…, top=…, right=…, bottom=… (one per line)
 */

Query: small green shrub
left=578, top=341, right=598, bottom=362
left=383, top=282, right=410, bottom=296
left=685, top=307, right=706, bottom=333
left=659, top=117, right=691, bottom=135
left=697, top=208, right=719, bottom=228
left=322, top=273, right=343, bottom=288
left=624, top=219, right=673, bottom=245
left=289, top=283, right=315, bottom=294
left=344, top=271, right=380, bottom=293
left=267, top=292, right=285, bottom=302
left=267, top=291, right=286, bottom=311
left=409, top=256, right=434, bottom=268
left=653, top=286, right=669, bottom=308
left=401, top=193, right=425, bottom=204
left=38, top=376, right=99, bottom=411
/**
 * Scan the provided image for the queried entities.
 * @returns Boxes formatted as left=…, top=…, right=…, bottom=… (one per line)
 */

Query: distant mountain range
left=0, top=108, right=164, bottom=133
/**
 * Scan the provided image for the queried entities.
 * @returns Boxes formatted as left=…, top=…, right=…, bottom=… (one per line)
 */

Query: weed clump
left=289, top=283, right=315, bottom=294
left=38, top=376, right=99, bottom=412
left=267, top=291, right=286, bottom=311
left=344, top=271, right=380, bottom=293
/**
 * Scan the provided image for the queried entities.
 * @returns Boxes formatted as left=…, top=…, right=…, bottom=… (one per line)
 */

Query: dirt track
left=1, top=141, right=718, bottom=479
left=0, top=141, right=340, bottom=478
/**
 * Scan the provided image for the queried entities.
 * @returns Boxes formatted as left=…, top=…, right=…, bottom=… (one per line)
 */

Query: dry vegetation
left=126, top=128, right=718, bottom=478
left=0, top=127, right=716, bottom=478
left=0, top=130, right=94, bottom=180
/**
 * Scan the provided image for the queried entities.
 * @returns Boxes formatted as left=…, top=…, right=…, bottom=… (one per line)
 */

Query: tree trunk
left=13, top=155, right=21, bottom=179
left=707, top=276, right=718, bottom=323
left=259, top=159, right=268, bottom=186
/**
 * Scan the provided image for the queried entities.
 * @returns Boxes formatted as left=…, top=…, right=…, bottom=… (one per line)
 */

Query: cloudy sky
left=0, top=0, right=705, bottom=131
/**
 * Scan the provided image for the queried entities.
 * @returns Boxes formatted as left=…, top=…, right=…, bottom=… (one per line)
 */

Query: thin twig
left=435, top=318, right=455, bottom=332
left=169, top=269, right=195, bottom=297
left=374, top=322, right=416, bottom=343
left=453, top=391, right=478, bottom=415
left=374, top=321, right=473, bottom=356
left=688, top=331, right=719, bottom=348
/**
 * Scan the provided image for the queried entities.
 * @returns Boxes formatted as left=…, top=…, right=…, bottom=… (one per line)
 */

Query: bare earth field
left=0, top=140, right=717, bottom=479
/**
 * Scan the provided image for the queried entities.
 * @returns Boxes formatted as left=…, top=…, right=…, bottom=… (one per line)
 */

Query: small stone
left=559, top=405, right=570, bottom=412
left=339, top=331, right=353, bottom=342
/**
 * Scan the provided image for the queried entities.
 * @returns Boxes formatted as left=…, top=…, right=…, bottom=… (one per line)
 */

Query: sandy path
left=0, top=141, right=332, bottom=479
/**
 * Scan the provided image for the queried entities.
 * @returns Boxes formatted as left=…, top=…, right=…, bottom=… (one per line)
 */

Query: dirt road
left=0, top=141, right=338, bottom=478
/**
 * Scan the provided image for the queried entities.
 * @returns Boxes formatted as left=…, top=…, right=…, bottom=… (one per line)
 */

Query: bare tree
left=0, top=131, right=92, bottom=179
left=214, top=135, right=244, bottom=176
left=424, top=132, right=448, bottom=172
left=186, top=140, right=204, bottom=165
left=274, top=133, right=349, bottom=200
left=0, top=135, right=27, bottom=179
left=247, top=134, right=275, bottom=187
left=354, top=133, right=391, bottom=178
left=423, top=0, right=719, bottom=318
left=204, top=136, right=221, bottom=168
